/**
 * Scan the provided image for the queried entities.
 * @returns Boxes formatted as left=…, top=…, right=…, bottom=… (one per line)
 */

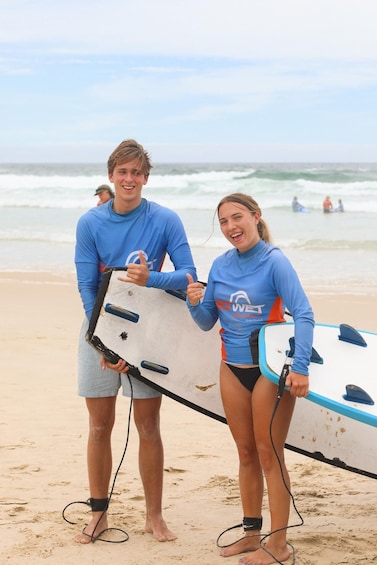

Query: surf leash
left=217, top=358, right=304, bottom=564
left=62, top=376, right=135, bottom=543
left=259, top=358, right=304, bottom=565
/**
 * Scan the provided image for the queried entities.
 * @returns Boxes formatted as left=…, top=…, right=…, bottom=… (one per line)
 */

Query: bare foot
left=74, top=512, right=108, bottom=544
left=220, top=534, right=260, bottom=557
left=145, top=516, right=177, bottom=542
left=239, top=544, right=291, bottom=564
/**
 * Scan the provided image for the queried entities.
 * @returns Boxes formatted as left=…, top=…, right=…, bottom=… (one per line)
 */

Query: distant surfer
left=74, top=139, right=196, bottom=544
left=186, top=193, right=314, bottom=564
left=323, top=195, right=333, bottom=213
left=334, top=198, right=344, bottom=212
left=291, top=196, right=305, bottom=212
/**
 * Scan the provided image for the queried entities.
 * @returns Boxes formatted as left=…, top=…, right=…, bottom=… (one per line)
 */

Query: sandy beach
left=1, top=271, right=376, bottom=565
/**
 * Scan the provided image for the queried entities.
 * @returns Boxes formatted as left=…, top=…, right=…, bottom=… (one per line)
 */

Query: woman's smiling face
left=218, top=201, right=260, bottom=253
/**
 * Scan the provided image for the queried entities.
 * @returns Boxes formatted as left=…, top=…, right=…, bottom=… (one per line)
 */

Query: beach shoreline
left=1, top=271, right=376, bottom=564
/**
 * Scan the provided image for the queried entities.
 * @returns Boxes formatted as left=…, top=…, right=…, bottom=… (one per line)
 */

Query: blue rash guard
left=75, top=198, right=196, bottom=319
left=188, top=239, right=314, bottom=376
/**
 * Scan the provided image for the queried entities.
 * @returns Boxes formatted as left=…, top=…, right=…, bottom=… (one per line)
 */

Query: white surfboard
left=259, top=322, right=377, bottom=481
left=87, top=269, right=377, bottom=480
left=87, top=269, right=224, bottom=421
left=258, top=322, right=377, bottom=427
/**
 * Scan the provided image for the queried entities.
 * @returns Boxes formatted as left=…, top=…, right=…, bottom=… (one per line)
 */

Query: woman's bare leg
left=219, top=362, right=263, bottom=557
left=240, top=377, right=295, bottom=564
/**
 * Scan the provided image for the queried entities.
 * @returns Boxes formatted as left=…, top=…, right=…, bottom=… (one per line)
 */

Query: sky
left=1, top=0, right=377, bottom=163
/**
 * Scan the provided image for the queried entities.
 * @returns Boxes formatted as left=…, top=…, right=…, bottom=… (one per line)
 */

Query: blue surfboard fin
left=309, top=347, right=324, bottom=364
left=105, top=303, right=139, bottom=323
left=338, top=324, right=367, bottom=347
left=141, top=360, right=169, bottom=374
left=286, top=337, right=324, bottom=364
left=343, top=384, right=374, bottom=406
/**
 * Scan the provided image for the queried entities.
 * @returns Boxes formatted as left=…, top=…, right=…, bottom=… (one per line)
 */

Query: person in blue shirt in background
left=74, top=139, right=196, bottom=544
left=291, top=196, right=304, bottom=212
left=186, top=193, right=314, bottom=565
left=334, top=198, right=344, bottom=212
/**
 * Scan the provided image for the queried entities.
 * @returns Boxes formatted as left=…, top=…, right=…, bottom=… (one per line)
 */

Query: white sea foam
left=0, top=162, right=376, bottom=292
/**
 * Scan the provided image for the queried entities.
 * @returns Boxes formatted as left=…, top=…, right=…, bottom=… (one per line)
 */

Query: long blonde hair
left=217, top=193, right=271, bottom=242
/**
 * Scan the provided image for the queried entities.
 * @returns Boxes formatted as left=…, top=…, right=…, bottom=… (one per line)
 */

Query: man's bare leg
left=133, top=397, right=176, bottom=542
left=74, top=396, right=116, bottom=544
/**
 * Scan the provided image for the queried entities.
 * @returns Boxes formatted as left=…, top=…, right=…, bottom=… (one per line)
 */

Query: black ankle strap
left=243, top=516, right=262, bottom=532
left=89, top=498, right=109, bottom=512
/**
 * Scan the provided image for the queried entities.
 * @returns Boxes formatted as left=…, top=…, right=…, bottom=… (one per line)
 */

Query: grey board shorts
left=78, top=318, right=161, bottom=399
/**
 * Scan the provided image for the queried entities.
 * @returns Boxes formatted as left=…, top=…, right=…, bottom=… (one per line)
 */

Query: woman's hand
left=186, top=273, right=205, bottom=306
left=285, top=370, right=309, bottom=398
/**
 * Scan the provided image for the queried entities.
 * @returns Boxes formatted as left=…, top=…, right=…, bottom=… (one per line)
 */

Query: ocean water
left=0, top=162, right=376, bottom=294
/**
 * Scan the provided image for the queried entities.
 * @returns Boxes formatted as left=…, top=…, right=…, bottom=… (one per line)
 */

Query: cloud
left=1, top=0, right=377, bottom=60
left=1, top=0, right=377, bottom=161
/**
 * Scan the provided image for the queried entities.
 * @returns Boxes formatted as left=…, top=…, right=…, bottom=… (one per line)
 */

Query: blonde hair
left=217, top=192, right=271, bottom=242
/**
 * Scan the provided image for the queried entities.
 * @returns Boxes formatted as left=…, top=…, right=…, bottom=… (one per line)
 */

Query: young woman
left=186, top=193, right=314, bottom=564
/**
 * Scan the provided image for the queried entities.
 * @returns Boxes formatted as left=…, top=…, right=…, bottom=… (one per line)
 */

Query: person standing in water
left=323, top=196, right=333, bottom=213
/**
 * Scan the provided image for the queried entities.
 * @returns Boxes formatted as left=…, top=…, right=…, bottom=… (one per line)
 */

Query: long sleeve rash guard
left=75, top=198, right=196, bottom=319
left=187, top=240, right=314, bottom=376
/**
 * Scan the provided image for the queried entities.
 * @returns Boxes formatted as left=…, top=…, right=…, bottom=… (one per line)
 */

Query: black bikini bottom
left=227, top=364, right=261, bottom=393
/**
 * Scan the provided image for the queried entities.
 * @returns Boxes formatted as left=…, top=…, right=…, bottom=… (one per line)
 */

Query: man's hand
left=100, top=354, right=129, bottom=374
left=118, top=251, right=150, bottom=286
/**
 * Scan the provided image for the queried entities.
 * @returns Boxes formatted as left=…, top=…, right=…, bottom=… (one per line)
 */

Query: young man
left=74, top=139, right=196, bottom=544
